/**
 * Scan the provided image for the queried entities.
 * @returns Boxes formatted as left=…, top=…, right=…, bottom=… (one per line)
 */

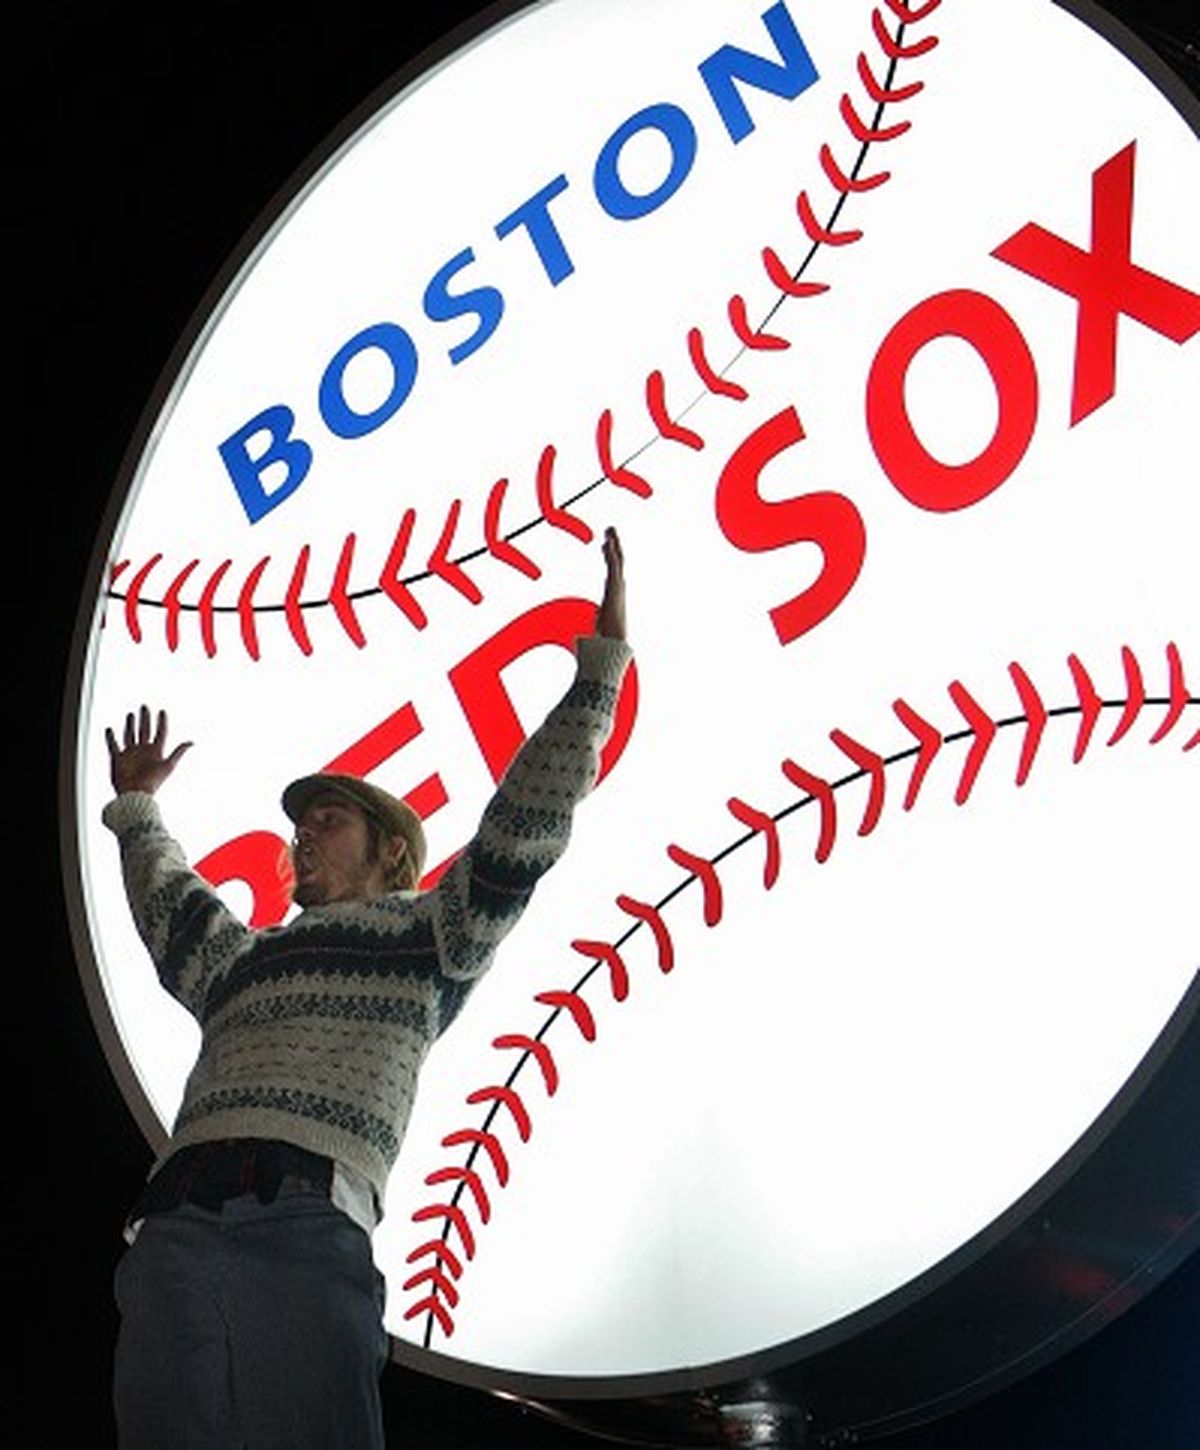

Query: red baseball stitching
left=440, top=1128, right=510, bottom=1185
left=647, top=370, right=706, bottom=450
left=688, top=327, right=750, bottom=401
left=286, top=545, right=318, bottom=650
left=108, top=1, right=940, bottom=658
left=484, top=479, right=541, bottom=580
left=411, top=1200, right=476, bottom=1260
left=405, top=1237, right=463, bottom=1278
left=536, top=445, right=594, bottom=543
left=571, top=938, right=631, bottom=1002
left=428, top=503, right=484, bottom=605
left=596, top=409, right=654, bottom=499
left=424, top=1165, right=492, bottom=1223
left=534, top=988, right=597, bottom=1041
left=728, top=293, right=791, bottom=351
left=726, top=797, right=782, bottom=887
left=403, top=640, right=1196, bottom=1344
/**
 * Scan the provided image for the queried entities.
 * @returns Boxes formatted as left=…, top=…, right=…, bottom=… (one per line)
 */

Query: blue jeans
left=113, top=1191, right=388, bottom=1450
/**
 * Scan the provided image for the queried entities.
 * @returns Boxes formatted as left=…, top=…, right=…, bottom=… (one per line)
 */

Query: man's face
left=290, top=794, right=392, bottom=908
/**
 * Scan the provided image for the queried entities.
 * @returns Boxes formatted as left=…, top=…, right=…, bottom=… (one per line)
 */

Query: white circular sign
left=68, top=0, right=1197, bottom=1391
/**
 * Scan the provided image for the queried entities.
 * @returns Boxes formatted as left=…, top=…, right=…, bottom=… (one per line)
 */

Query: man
left=103, top=529, right=631, bottom=1449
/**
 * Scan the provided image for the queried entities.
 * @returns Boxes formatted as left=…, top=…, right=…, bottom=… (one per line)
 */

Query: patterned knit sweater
left=103, top=635, right=632, bottom=1208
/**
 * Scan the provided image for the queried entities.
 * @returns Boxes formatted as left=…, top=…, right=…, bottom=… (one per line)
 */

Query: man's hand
left=595, top=527, right=627, bottom=641
left=105, top=707, right=192, bottom=796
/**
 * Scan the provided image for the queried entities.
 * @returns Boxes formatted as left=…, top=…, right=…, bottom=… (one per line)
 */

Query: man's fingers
left=111, top=709, right=186, bottom=759
left=165, top=742, right=193, bottom=770
left=595, top=527, right=627, bottom=640
left=602, top=529, right=624, bottom=598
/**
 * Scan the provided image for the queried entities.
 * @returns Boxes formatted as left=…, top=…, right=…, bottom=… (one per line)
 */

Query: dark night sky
left=21, top=3, right=1198, bottom=1445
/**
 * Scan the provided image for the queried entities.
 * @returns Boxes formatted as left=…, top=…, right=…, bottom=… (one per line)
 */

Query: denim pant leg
left=114, top=1193, right=388, bottom=1450
left=222, top=1193, right=388, bottom=1450
left=114, top=1205, right=240, bottom=1450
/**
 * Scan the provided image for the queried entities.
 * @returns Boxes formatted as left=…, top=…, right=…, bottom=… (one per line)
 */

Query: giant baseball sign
left=66, top=0, right=1197, bottom=1394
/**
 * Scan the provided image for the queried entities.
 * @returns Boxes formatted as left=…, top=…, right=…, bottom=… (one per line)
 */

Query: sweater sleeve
left=101, top=792, right=252, bottom=1020
left=429, top=634, right=632, bottom=988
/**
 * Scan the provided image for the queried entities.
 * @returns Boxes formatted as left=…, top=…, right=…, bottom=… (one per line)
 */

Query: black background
left=22, top=2, right=1199, bottom=1445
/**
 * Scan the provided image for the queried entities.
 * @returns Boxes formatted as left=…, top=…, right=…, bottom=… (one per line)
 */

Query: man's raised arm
left=427, top=527, right=633, bottom=986
left=102, top=707, right=249, bottom=1016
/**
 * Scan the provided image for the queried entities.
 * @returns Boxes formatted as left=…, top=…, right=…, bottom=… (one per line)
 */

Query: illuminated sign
left=65, top=0, right=1197, bottom=1395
